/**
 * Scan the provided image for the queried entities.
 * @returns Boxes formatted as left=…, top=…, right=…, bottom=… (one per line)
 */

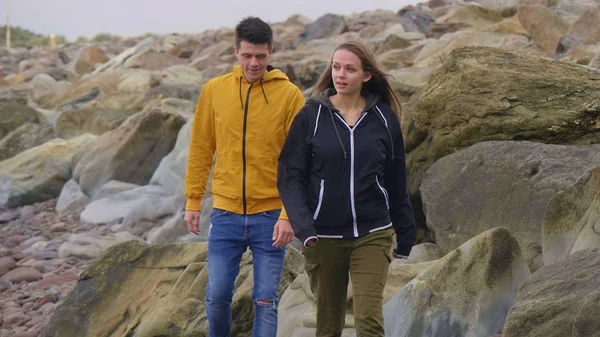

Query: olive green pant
left=301, top=228, right=394, bottom=337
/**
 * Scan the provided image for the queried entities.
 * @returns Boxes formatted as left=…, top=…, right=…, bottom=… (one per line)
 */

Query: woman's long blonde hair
left=312, top=40, right=402, bottom=119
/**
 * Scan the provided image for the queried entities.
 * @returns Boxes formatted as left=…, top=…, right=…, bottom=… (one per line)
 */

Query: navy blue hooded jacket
left=277, top=88, right=416, bottom=256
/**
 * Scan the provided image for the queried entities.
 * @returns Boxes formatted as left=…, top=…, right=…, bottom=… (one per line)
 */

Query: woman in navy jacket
left=277, top=40, right=416, bottom=337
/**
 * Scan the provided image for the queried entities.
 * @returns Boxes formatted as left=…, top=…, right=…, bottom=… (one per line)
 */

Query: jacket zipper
left=313, top=179, right=325, bottom=220
left=335, top=111, right=368, bottom=237
left=242, top=83, right=253, bottom=215
left=376, top=175, right=389, bottom=209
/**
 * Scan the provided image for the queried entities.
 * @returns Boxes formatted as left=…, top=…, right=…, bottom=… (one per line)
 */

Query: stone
left=0, top=256, right=16, bottom=277
left=382, top=227, right=531, bottom=337
left=117, top=69, right=161, bottom=92
left=406, top=46, right=600, bottom=200
left=75, top=46, right=109, bottom=75
left=35, top=273, right=79, bottom=289
left=55, top=179, right=89, bottom=214
left=141, top=98, right=195, bottom=121
left=504, top=248, right=600, bottom=337
left=92, top=38, right=154, bottom=74
left=58, top=231, right=143, bottom=259
left=375, top=34, right=412, bottom=55
left=424, top=22, right=470, bottom=39
left=122, top=50, right=187, bottom=71
left=149, top=120, right=192, bottom=195
left=54, top=107, right=138, bottom=139
left=79, top=184, right=179, bottom=230
left=421, top=141, right=600, bottom=270
left=4, top=312, right=26, bottom=326
left=0, top=267, right=43, bottom=283
left=160, top=65, right=204, bottom=87
left=436, top=3, right=504, bottom=28
left=542, top=167, right=600, bottom=265
left=42, top=241, right=304, bottom=337
left=0, top=102, right=40, bottom=141
left=517, top=4, right=569, bottom=54
left=399, top=5, right=436, bottom=33
left=0, top=122, right=56, bottom=162
left=0, top=134, right=98, bottom=209
left=568, top=5, right=600, bottom=45
left=412, top=31, right=530, bottom=69
left=30, top=73, right=72, bottom=106
left=299, top=14, right=348, bottom=42
left=143, top=84, right=200, bottom=102
left=71, top=109, right=186, bottom=196
left=189, top=41, right=235, bottom=71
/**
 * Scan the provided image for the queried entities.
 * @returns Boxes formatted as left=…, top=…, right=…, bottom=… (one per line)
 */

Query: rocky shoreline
left=1, top=0, right=600, bottom=336
left=0, top=199, right=94, bottom=337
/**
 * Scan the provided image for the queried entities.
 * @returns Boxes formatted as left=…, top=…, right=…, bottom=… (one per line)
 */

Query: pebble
left=39, top=303, right=55, bottom=316
left=0, top=199, right=95, bottom=336
left=50, top=222, right=67, bottom=233
left=3, top=306, right=22, bottom=316
left=3, top=312, right=26, bottom=326
left=0, top=210, right=19, bottom=223
left=31, top=261, right=48, bottom=274
left=13, top=331, right=41, bottom=337
left=0, top=256, right=16, bottom=277
left=0, top=267, right=43, bottom=283
left=0, top=280, right=13, bottom=293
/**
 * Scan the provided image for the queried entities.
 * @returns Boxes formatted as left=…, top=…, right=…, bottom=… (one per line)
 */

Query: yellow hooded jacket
left=185, top=65, right=306, bottom=220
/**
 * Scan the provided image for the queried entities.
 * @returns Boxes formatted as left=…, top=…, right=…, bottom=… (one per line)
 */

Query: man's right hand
left=184, top=210, right=201, bottom=235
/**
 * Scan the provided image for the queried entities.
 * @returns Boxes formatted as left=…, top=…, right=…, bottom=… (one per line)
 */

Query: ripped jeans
left=206, top=208, right=286, bottom=337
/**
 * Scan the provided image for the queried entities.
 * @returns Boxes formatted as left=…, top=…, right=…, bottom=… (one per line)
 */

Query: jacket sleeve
left=277, top=105, right=318, bottom=244
left=279, top=88, right=307, bottom=221
left=184, top=81, right=216, bottom=211
left=384, top=110, right=416, bottom=257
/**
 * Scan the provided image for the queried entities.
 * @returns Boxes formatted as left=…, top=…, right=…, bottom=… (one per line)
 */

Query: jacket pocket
left=312, top=179, right=325, bottom=220
left=262, top=209, right=281, bottom=218
left=376, top=176, right=389, bottom=209
left=211, top=208, right=229, bottom=218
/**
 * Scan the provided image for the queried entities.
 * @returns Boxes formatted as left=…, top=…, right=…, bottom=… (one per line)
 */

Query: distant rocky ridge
left=1, top=0, right=600, bottom=336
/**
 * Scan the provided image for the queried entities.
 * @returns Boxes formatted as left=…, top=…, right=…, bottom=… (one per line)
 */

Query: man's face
left=235, top=40, right=272, bottom=83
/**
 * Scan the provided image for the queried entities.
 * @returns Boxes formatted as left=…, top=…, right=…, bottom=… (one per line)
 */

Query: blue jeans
left=206, top=208, right=286, bottom=337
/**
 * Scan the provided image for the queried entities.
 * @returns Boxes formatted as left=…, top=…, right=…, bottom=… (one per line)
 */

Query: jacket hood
left=309, top=87, right=381, bottom=112
left=233, top=65, right=291, bottom=108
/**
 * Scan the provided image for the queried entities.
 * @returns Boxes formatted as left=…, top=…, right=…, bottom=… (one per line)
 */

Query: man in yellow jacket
left=184, top=16, right=306, bottom=337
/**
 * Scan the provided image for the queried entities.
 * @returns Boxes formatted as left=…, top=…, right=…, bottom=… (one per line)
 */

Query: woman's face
left=331, top=49, right=371, bottom=95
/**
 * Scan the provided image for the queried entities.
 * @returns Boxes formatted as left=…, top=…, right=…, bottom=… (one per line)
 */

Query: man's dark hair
left=235, top=17, right=273, bottom=49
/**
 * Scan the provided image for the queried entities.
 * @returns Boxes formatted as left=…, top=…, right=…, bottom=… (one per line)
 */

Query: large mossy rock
left=504, top=248, right=600, bottom=337
left=382, top=227, right=531, bottom=337
left=42, top=241, right=304, bottom=337
left=405, top=46, right=600, bottom=196
left=72, top=109, right=186, bottom=196
left=0, top=134, right=97, bottom=209
left=420, top=141, right=600, bottom=271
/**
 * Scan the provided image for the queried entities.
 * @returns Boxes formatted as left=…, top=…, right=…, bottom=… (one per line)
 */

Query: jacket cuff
left=185, top=198, right=202, bottom=211
left=296, top=225, right=318, bottom=245
left=394, top=243, right=413, bottom=257
left=303, top=236, right=318, bottom=247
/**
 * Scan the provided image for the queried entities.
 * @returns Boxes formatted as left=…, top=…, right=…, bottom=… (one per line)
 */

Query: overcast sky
left=2, top=0, right=422, bottom=41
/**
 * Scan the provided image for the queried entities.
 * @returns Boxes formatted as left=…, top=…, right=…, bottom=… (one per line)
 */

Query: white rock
left=56, top=179, right=89, bottom=214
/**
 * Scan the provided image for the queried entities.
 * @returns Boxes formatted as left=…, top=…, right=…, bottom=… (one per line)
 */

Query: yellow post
left=49, top=33, right=56, bottom=49
left=5, top=0, right=10, bottom=49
